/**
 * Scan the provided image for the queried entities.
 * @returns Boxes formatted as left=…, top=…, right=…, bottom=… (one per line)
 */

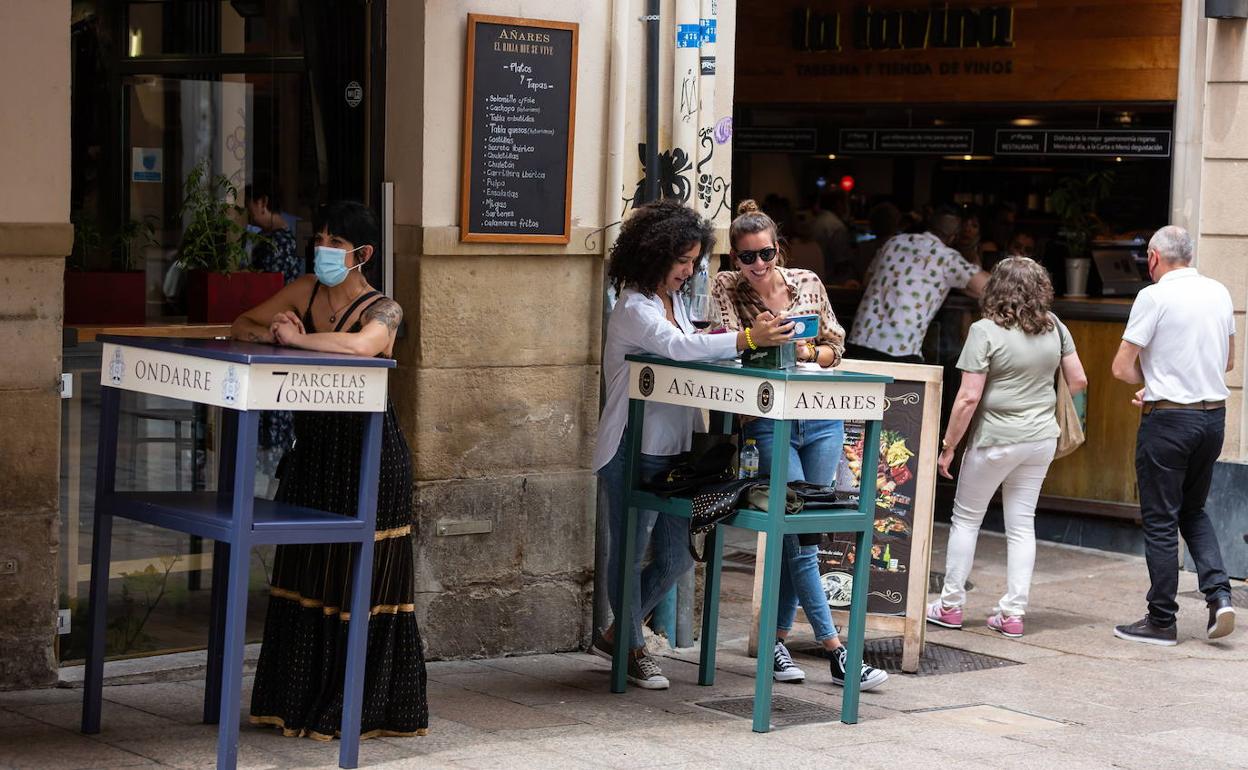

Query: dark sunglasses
left=736, top=246, right=778, bottom=265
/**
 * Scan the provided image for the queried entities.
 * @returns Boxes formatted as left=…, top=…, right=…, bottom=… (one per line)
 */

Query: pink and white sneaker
left=926, top=600, right=964, bottom=629
left=987, top=611, right=1024, bottom=638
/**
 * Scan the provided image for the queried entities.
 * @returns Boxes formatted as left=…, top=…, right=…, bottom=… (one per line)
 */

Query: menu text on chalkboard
left=460, top=15, right=578, bottom=244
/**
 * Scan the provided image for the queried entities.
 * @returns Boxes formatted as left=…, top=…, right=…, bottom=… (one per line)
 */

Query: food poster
left=821, top=381, right=925, bottom=615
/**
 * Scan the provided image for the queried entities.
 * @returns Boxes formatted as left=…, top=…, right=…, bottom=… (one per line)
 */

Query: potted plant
left=1050, top=171, right=1114, bottom=297
left=63, top=210, right=157, bottom=325
left=175, top=158, right=282, bottom=323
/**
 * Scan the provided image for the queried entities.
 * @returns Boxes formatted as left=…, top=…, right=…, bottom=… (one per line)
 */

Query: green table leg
left=841, top=418, right=881, bottom=725
left=751, top=419, right=791, bottom=733
left=611, top=399, right=648, bottom=694
left=698, top=526, right=723, bottom=686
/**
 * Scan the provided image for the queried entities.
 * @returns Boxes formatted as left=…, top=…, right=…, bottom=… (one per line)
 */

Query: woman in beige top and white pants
left=929, top=257, right=1088, bottom=639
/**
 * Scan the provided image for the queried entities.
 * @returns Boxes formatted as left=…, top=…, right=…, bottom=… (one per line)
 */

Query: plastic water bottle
left=739, top=438, right=760, bottom=479
left=687, top=256, right=713, bottom=329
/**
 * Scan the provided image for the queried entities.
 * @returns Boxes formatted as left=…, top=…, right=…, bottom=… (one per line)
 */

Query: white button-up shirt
left=1123, top=267, right=1234, bottom=404
left=593, top=287, right=740, bottom=472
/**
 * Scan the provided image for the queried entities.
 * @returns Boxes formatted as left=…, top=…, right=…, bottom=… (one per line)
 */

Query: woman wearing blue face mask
left=231, top=201, right=428, bottom=742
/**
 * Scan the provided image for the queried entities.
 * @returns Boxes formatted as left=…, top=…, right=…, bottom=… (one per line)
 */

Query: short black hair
left=608, top=199, right=713, bottom=296
left=313, top=200, right=379, bottom=250
left=244, top=172, right=281, bottom=211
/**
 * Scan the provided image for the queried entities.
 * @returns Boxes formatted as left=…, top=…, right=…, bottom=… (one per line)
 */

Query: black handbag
left=688, top=477, right=762, bottom=562
left=645, top=440, right=738, bottom=496
left=788, top=481, right=857, bottom=509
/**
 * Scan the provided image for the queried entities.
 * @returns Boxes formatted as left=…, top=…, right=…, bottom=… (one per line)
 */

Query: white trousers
left=941, top=438, right=1057, bottom=617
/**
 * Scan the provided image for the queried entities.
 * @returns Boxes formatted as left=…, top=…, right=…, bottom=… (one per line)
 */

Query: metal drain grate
left=695, top=694, right=840, bottom=727
left=1180, top=585, right=1248, bottom=608
left=792, top=636, right=1020, bottom=676
left=864, top=637, right=1020, bottom=676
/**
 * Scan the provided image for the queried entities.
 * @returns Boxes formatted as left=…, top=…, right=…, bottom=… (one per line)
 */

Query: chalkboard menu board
left=460, top=15, right=578, bottom=244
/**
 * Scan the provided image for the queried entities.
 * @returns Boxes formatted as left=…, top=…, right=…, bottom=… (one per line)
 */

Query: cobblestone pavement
left=3, top=528, right=1246, bottom=769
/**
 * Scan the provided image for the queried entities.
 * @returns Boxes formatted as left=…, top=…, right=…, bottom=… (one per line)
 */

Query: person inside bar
left=592, top=199, right=794, bottom=690
left=243, top=176, right=302, bottom=480
left=845, top=206, right=990, bottom=363
left=711, top=199, right=889, bottom=691
left=230, top=200, right=429, bottom=740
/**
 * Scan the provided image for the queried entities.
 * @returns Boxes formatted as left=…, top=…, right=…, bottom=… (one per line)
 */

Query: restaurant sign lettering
left=995, top=129, right=1172, bottom=158
left=101, top=342, right=387, bottom=412
left=794, top=3, right=1014, bottom=52
left=628, top=361, right=885, bottom=421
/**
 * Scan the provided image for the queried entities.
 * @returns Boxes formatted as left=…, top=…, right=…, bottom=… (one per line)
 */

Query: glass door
left=62, top=0, right=385, bottom=663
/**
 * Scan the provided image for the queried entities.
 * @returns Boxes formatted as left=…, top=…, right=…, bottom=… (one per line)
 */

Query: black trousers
left=1136, top=408, right=1232, bottom=626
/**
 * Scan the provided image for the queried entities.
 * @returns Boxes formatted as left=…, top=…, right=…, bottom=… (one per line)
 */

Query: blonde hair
left=729, top=199, right=786, bottom=266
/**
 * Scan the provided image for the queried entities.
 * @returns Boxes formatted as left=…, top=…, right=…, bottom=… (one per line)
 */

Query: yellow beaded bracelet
left=745, top=327, right=757, bottom=350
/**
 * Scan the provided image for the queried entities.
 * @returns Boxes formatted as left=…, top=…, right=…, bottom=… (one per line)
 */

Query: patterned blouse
left=710, top=266, right=846, bottom=365
left=251, top=227, right=302, bottom=285
left=847, top=231, right=979, bottom=357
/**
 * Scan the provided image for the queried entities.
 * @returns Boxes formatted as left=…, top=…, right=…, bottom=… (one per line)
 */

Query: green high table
left=610, top=354, right=892, bottom=731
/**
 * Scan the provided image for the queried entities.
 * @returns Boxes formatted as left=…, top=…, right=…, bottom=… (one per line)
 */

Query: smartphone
left=786, top=313, right=820, bottom=340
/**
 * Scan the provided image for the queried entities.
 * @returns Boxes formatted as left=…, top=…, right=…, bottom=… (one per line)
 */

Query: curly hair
left=980, top=256, right=1056, bottom=335
left=608, top=199, right=714, bottom=296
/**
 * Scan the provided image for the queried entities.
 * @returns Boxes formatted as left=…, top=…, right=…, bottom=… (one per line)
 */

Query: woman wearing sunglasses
left=593, top=199, right=794, bottom=690
left=711, top=199, right=888, bottom=692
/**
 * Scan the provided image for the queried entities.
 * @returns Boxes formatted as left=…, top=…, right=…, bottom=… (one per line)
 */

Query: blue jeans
left=598, top=435, right=695, bottom=649
left=744, top=419, right=845, bottom=643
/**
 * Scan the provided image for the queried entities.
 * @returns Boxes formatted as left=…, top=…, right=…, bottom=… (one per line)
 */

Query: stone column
left=386, top=0, right=607, bottom=657
left=1196, top=15, right=1248, bottom=458
left=0, top=1, right=71, bottom=688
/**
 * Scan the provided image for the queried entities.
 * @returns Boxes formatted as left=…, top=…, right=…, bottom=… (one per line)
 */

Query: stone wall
left=386, top=0, right=609, bottom=658
left=1198, top=16, right=1248, bottom=459
left=0, top=1, right=70, bottom=689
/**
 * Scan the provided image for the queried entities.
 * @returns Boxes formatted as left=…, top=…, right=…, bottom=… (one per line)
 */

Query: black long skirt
left=248, top=404, right=429, bottom=740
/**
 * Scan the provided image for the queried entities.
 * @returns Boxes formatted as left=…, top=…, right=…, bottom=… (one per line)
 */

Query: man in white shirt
left=1111, top=225, right=1236, bottom=646
left=846, top=207, right=989, bottom=363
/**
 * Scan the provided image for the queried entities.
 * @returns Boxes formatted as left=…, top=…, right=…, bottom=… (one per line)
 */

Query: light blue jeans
left=598, top=434, right=694, bottom=649
left=743, top=419, right=845, bottom=643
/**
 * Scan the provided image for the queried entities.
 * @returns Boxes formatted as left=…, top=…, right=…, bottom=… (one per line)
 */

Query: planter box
left=64, top=271, right=146, bottom=325
left=186, top=271, right=284, bottom=323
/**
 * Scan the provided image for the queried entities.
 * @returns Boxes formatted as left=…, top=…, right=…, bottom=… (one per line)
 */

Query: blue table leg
left=82, top=385, right=120, bottom=734
left=216, top=410, right=257, bottom=770
left=698, top=526, right=723, bottom=686
left=339, top=412, right=383, bottom=769
left=751, top=419, right=791, bottom=733
left=841, top=418, right=881, bottom=726
left=611, top=399, right=646, bottom=694
left=203, top=539, right=229, bottom=724
left=205, top=408, right=238, bottom=724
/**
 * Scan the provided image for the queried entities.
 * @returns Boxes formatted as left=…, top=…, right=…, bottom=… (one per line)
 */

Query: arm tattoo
left=362, top=298, right=403, bottom=333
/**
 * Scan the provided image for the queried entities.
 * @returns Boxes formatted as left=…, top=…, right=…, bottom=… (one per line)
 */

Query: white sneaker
left=773, top=639, right=806, bottom=683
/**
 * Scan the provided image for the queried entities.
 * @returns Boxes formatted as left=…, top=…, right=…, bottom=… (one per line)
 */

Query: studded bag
left=688, top=478, right=764, bottom=561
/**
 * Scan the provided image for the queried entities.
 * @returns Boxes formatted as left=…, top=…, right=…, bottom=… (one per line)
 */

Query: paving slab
left=4, top=531, right=1246, bottom=769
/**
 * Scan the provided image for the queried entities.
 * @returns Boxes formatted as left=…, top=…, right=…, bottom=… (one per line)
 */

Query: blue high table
left=611, top=354, right=892, bottom=731
left=81, top=335, right=395, bottom=769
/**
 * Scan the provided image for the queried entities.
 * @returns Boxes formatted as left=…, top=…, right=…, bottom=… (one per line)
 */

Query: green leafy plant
left=69, top=210, right=160, bottom=271
left=175, top=158, right=265, bottom=273
left=115, top=215, right=160, bottom=271
left=1050, top=171, right=1115, bottom=259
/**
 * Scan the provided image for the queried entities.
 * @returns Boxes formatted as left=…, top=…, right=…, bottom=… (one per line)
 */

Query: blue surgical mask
left=313, top=245, right=366, bottom=287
